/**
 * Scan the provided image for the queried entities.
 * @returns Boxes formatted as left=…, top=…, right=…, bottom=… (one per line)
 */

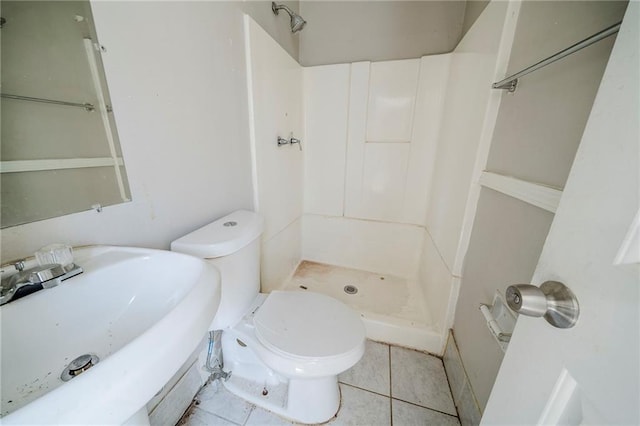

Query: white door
left=482, top=3, right=639, bottom=425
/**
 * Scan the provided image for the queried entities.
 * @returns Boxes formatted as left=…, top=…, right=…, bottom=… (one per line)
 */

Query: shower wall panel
left=302, top=214, right=424, bottom=279
left=302, top=55, right=450, bottom=279
left=302, top=64, right=350, bottom=217
left=417, top=230, right=459, bottom=337
left=424, top=0, right=510, bottom=275
left=344, top=57, right=449, bottom=225
left=303, top=56, right=450, bottom=226
left=245, top=16, right=303, bottom=291
left=365, top=60, right=420, bottom=143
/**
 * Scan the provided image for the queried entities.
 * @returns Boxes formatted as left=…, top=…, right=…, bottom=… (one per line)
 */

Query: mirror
left=0, top=1, right=131, bottom=228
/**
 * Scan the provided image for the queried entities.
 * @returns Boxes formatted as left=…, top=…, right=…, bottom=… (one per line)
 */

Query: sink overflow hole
left=344, top=285, right=358, bottom=295
left=61, top=354, right=99, bottom=382
left=299, top=285, right=308, bottom=290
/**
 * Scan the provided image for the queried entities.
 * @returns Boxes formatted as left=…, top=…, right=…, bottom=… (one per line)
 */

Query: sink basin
left=0, top=246, right=220, bottom=424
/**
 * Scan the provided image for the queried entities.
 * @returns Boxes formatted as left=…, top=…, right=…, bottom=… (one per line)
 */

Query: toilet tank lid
left=170, top=210, right=264, bottom=258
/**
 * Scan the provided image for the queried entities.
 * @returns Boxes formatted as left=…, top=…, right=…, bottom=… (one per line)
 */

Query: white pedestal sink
left=0, top=246, right=220, bottom=425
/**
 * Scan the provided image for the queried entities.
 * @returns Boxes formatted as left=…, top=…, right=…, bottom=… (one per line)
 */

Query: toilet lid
left=254, top=291, right=365, bottom=359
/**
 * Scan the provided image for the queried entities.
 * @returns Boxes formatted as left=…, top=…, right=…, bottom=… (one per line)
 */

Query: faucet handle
left=290, top=137, right=302, bottom=151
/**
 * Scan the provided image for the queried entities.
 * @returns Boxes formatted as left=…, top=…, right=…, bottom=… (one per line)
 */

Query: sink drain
left=344, top=285, right=358, bottom=295
left=61, top=354, right=99, bottom=382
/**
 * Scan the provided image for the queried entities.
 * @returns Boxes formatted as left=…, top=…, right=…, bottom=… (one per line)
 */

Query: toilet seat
left=254, top=291, right=365, bottom=360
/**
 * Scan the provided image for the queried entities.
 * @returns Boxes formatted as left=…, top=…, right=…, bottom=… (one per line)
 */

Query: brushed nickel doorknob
left=506, top=281, right=579, bottom=328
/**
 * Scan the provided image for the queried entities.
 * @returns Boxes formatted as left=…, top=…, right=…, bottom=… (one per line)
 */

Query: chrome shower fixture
left=272, top=2, right=306, bottom=33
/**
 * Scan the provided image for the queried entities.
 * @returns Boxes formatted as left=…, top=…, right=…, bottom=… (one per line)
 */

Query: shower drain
left=344, top=285, right=358, bottom=295
left=61, top=354, right=99, bottom=382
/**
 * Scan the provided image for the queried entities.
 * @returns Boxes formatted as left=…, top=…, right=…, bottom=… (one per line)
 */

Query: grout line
left=389, top=344, right=393, bottom=426
left=391, top=397, right=459, bottom=419
left=197, top=406, right=245, bottom=426
left=242, top=405, right=256, bottom=426
left=185, top=406, right=245, bottom=426
left=192, top=381, right=251, bottom=426
left=214, top=410, right=243, bottom=426
left=441, top=335, right=462, bottom=420
left=388, top=342, right=460, bottom=420
left=176, top=399, right=199, bottom=425
left=341, top=64, right=353, bottom=218
left=338, top=382, right=391, bottom=399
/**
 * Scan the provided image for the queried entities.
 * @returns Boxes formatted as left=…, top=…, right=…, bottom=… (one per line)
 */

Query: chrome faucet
left=0, top=261, right=83, bottom=306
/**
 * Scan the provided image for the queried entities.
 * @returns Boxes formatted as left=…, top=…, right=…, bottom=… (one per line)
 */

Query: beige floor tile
left=390, top=346, right=456, bottom=416
left=195, top=382, right=254, bottom=425
left=339, top=340, right=391, bottom=396
left=328, top=384, right=391, bottom=426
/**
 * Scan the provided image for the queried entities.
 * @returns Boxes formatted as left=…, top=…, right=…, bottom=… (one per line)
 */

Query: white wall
left=461, top=1, right=490, bottom=38
left=244, top=17, right=303, bottom=293
left=299, top=1, right=466, bottom=66
left=1, top=2, right=256, bottom=263
left=486, top=1, right=628, bottom=188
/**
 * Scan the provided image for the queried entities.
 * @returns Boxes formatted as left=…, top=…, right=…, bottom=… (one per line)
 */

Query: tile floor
left=178, top=340, right=460, bottom=426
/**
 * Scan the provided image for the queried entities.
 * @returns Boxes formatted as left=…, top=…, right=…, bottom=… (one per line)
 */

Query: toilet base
left=214, top=293, right=361, bottom=424
left=223, top=373, right=341, bottom=424
left=217, top=295, right=342, bottom=424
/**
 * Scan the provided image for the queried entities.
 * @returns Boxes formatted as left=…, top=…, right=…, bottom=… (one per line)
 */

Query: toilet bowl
left=171, top=210, right=365, bottom=424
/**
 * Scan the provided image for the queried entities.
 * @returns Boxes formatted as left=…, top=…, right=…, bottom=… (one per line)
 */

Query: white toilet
left=171, top=210, right=365, bottom=424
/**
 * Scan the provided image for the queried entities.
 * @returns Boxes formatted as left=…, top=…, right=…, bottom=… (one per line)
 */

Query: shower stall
left=244, top=1, right=514, bottom=354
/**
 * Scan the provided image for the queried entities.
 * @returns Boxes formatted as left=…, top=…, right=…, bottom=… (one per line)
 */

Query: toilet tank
left=171, top=210, right=264, bottom=330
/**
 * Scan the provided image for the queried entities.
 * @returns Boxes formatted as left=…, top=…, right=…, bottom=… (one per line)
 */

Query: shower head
left=272, top=2, right=307, bottom=33
left=290, top=13, right=307, bottom=33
